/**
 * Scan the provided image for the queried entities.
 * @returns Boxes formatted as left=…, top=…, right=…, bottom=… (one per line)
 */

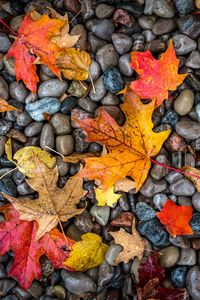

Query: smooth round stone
left=159, top=246, right=180, bottom=268
left=170, top=235, right=190, bottom=249
left=96, top=44, right=119, bottom=72
left=0, top=33, right=11, bottom=53
left=25, top=92, right=38, bottom=104
left=172, top=0, right=194, bottom=14
left=71, top=108, right=93, bottom=129
left=61, top=270, right=96, bottom=294
left=119, top=54, right=134, bottom=77
left=111, top=33, right=132, bottom=55
left=0, top=178, right=17, bottom=197
left=178, top=15, right=200, bottom=40
left=152, top=18, right=176, bottom=35
left=12, top=170, right=25, bottom=185
left=101, top=93, right=119, bottom=106
left=174, top=89, right=194, bottom=116
left=177, top=248, right=197, bottom=266
left=178, top=196, right=192, bottom=206
left=40, top=65, right=56, bottom=78
left=144, top=0, right=155, bottom=14
left=68, top=81, right=87, bottom=98
left=87, top=60, right=100, bottom=82
left=9, top=81, right=28, bottom=103
left=169, top=178, right=195, bottom=196
left=138, top=15, right=157, bottom=30
left=137, top=218, right=169, bottom=248
left=171, top=266, right=187, bottom=288
left=56, top=156, right=69, bottom=177
left=0, top=136, right=7, bottom=157
left=161, top=109, right=179, bottom=127
left=17, top=182, right=35, bottom=196
left=150, top=155, right=169, bottom=180
left=38, top=79, right=68, bottom=98
left=74, top=128, right=89, bottom=153
left=105, top=244, right=123, bottom=266
left=185, top=50, right=200, bottom=69
left=175, top=119, right=200, bottom=139
left=135, top=202, right=156, bottom=221
left=90, top=19, right=114, bottom=42
left=140, top=176, right=167, bottom=197
left=89, top=76, right=107, bottom=102
left=60, top=97, right=77, bottom=114
left=3, top=56, right=15, bottom=77
left=153, top=0, right=175, bottom=18
left=117, top=2, right=143, bottom=18
left=5, top=100, right=23, bottom=122
left=78, top=97, right=97, bottom=113
left=26, top=97, right=61, bottom=122
left=143, top=30, right=157, bottom=43
left=98, top=261, right=114, bottom=287
left=90, top=204, right=110, bottom=226
left=95, top=4, right=115, bottom=19
left=50, top=113, right=71, bottom=135
left=190, top=213, right=200, bottom=232
left=24, top=122, right=43, bottom=137
left=0, top=76, right=9, bottom=100
left=56, top=135, right=74, bottom=156
left=74, top=211, right=93, bottom=233
left=103, top=67, right=124, bottom=94
left=172, top=34, right=197, bottom=55
left=40, top=124, right=55, bottom=150
left=192, top=193, right=200, bottom=212
left=17, top=111, right=32, bottom=127
left=186, top=266, right=200, bottom=300
left=70, top=24, right=87, bottom=51
left=88, top=33, right=107, bottom=54
left=0, top=120, right=12, bottom=136
left=153, top=193, right=168, bottom=210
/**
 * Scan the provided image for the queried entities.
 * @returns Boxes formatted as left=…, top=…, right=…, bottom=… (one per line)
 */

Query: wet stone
left=40, top=124, right=55, bottom=150
left=105, top=244, right=123, bottom=266
left=103, top=67, right=124, bottom=94
left=74, top=210, right=93, bottom=233
left=153, top=0, right=175, bottom=18
left=138, top=15, right=157, bottom=30
left=56, top=156, right=69, bottom=177
left=171, top=266, right=187, bottom=288
left=0, top=120, right=12, bottom=136
left=177, top=248, right=197, bottom=266
left=140, top=176, right=167, bottom=197
left=119, top=54, right=134, bottom=77
left=50, top=113, right=72, bottom=135
left=56, top=135, right=74, bottom=156
left=153, top=193, right=168, bottom=210
left=135, top=202, right=156, bottom=221
left=186, top=73, right=200, bottom=92
left=111, top=33, right=132, bottom=55
left=68, top=81, right=87, bottom=98
left=174, top=89, right=194, bottom=116
left=111, top=212, right=134, bottom=227
left=192, top=193, right=200, bottom=212
left=98, top=261, right=114, bottom=287
left=9, top=81, right=28, bottom=103
left=101, top=93, right=119, bottom=106
left=60, top=97, right=77, bottom=114
left=24, top=122, right=43, bottom=137
left=159, top=246, right=180, bottom=268
left=0, top=76, right=9, bottom=100
left=96, top=44, right=119, bottom=72
left=88, top=33, right=107, bottom=54
left=0, top=279, right=16, bottom=297
left=169, top=178, right=196, bottom=196
left=175, top=119, right=200, bottom=139
left=17, top=181, right=35, bottom=196
left=172, top=34, right=197, bottom=55
left=0, top=33, right=11, bottom=53
left=78, top=97, right=97, bottom=113
left=186, top=266, right=200, bottom=300
left=112, top=8, right=135, bottom=28
left=152, top=18, right=176, bottom=35
left=95, top=4, right=115, bottom=19
left=0, top=178, right=17, bottom=198
left=90, top=205, right=110, bottom=226
left=151, top=155, right=169, bottom=180
left=81, top=0, right=95, bottom=20
left=90, top=19, right=114, bottom=42
left=38, top=79, right=68, bottom=98
left=161, top=109, right=179, bottom=127
left=178, top=15, right=200, bottom=40
left=87, top=60, right=100, bottom=82
left=185, top=51, right=200, bottom=69
left=0, top=136, right=7, bottom=157
left=190, top=213, right=200, bottom=232
left=16, top=111, right=32, bottom=127
left=172, top=0, right=194, bottom=14
left=89, top=76, right=107, bottom=102
left=74, top=129, right=89, bottom=153
left=117, top=2, right=143, bottom=18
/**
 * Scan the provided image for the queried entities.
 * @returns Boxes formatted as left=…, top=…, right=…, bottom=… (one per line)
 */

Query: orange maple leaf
left=130, top=40, right=187, bottom=107
left=72, top=87, right=171, bottom=192
left=7, top=12, right=65, bottom=93
left=157, top=199, right=193, bottom=238
left=0, top=98, right=21, bottom=112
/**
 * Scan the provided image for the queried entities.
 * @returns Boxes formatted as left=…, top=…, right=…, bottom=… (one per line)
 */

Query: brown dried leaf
left=2, top=158, right=87, bottom=240
left=182, top=165, right=200, bottom=192
left=114, top=177, right=135, bottom=193
left=0, top=98, right=21, bottom=113
left=109, top=217, right=146, bottom=264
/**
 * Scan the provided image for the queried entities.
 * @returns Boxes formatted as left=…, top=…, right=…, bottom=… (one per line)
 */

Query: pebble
left=185, top=50, right=200, bottom=69
left=71, top=25, right=87, bottom=51
left=186, top=73, right=200, bottom=92
left=8, top=129, right=27, bottom=143
left=177, top=248, right=197, bottom=266
left=0, top=76, right=9, bottom=100
left=74, top=129, right=89, bottom=153
left=172, top=34, right=197, bottom=55
left=81, top=0, right=95, bottom=20
left=10, top=82, right=29, bottom=104
left=16, top=111, right=32, bottom=127
left=118, top=54, right=134, bottom=77
left=153, top=193, right=168, bottom=210
left=191, top=137, right=200, bottom=150
left=178, top=196, right=192, bottom=206
left=105, top=244, right=123, bottom=266
left=25, top=92, right=38, bottom=104
left=17, top=182, right=35, bottom=196
left=178, top=15, right=200, bottom=40
left=175, top=118, right=200, bottom=139
left=26, top=98, right=61, bottom=122
left=60, top=97, right=77, bottom=114
left=68, top=81, right=87, bottom=98
left=98, top=261, right=114, bottom=287
left=138, top=218, right=169, bottom=248
left=64, top=0, right=81, bottom=13
left=138, top=15, right=157, bottom=30
left=111, top=212, right=134, bottom=227
left=152, top=18, right=176, bottom=35
left=61, top=270, right=96, bottom=294
left=0, top=120, right=12, bottom=136
left=0, top=136, right=7, bottom=157
left=56, top=156, right=69, bottom=177
left=118, top=194, right=130, bottom=212
left=0, top=33, right=11, bottom=53
left=0, top=279, right=16, bottom=296
left=89, top=76, right=107, bottom=102
left=172, top=0, right=194, bottom=13
left=135, top=202, right=156, bottom=221
left=103, top=67, right=124, bottom=94
left=12, top=170, right=25, bottom=185
left=41, top=65, right=56, bottom=78
left=186, top=266, right=200, bottom=300
left=161, top=109, right=179, bottom=127
left=169, top=235, right=190, bottom=249
left=111, top=33, right=132, bottom=55
left=71, top=108, right=93, bottom=129
left=74, top=211, right=93, bottom=233
left=171, top=266, right=187, bottom=288
left=24, top=122, right=43, bottom=137
left=140, top=176, right=167, bottom=197
left=90, top=205, right=110, bottom=226
left=117, top=2, right=143, bottom=18
left=78, top=97, right=97, bottom=113
left=192, top=193, right=200, bottom=212
left=38, top=79, right=68, bottom=99
left=40, top=124, right=55, bottom=150
left=148, top=39, right=167, bottom=53
left=174, top=89, right=194, bottom=116
left=169, top=178, right=195, bottom=196
left=112, top=8, right=135, bottom=28
left=56, top=135, right=74, bottom=156
left=87, top=60, right=100, bottom=82
left=101, top=93, right=119, bottom=106
left=95, top=4, right=115, bottom=19
left=95, top=44, right=119, bottom=72
left=88, top=33, right=107, bottom=54
left=159, top=246, right=180, bottom=268
left=153, top=0, right=175, bottom=18
left=50, top=113, right=72, bottom=135
left=151, top=155, right=169, bottom=180
left=190, top=213, right=200, bottom=232
left=90, top=19, right=114, bottom=42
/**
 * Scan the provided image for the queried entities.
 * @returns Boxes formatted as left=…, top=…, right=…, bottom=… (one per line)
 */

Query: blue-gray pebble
left=135, top=202, right=156, bottom=221
left=26, top=97, right=61, bottom=121
left=103, top=67, right=124, bottom=94
left=171, top=266, right=187, bottom=288
left=190, top=213, right=200, bottom=232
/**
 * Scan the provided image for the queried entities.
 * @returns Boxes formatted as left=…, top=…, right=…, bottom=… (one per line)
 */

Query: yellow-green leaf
left=5, top=137, right=13, bottom=161
left=13, top=146, right=56, bottom=177
left=64, top=233, right=108, bottom=271
left=95, top=186, right=121, bottom=207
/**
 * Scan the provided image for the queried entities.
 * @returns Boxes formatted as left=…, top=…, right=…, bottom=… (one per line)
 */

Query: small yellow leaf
left=5, top=138, right=13, bottom=161
left=64, top=233, right=108, bottom=271
left=95, top=186, right=121, bottom=207
left=14, top=146, right=56, bottom=177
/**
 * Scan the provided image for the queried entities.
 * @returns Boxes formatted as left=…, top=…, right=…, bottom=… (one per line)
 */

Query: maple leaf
left=130, top=40, right=187, bottom=107
left=182, top=165, right=200, bottom=192
left=95, top=186, right=121, bottom=207
left=0, top=204, right=74, bottom=289
left=157, top=199, right=193, bottom=238
left=65, top=233, right=108, bottom=271
left=3, top=158, right=87, bottom=240
left=109, top=216, right=146, bottom=264
left=0, top=98, right=21, bottom=113
left=7, top=11, right=65, bottom=92
left=72, top=87, right=171, bottom=192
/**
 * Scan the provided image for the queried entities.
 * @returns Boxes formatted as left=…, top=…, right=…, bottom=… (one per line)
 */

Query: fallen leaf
left=130, top=40, right=187, bottom=107
left=114, top=177, right=135, bottom=193
left=95, top=186, right=121, bottom=207
left=0, top=204, right=74, bottom=289
left=72, top=87, right=171, bottom=192
left=182, top=165, right=200, bottom=192
left=63, top=152, right=97, bottom=163
left=109, top=216, right=146, bottom=264
left=13, top=146, right=56, bottom=177
left=0, top=98, right=21, bottom=112
left=157, top=199, right=193, bottom=238
left=65, top=233, right=108, bottom=271
left=7, top=11, right=65, bottom=92
left=56, top=48, right=91, bottom=81
left=5, top=137, right=13, bottom=161
left=3, top=158, right=87, bottom=240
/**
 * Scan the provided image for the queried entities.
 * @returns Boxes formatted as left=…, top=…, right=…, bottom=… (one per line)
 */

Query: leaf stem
left=0, top=18, right=18, bottom=37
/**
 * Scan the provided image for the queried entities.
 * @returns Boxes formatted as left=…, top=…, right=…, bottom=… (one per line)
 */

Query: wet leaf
left=95, top=186, right=121, bottom=207
left=0, top=98, right=21, bottom=113
left=182, top=165, right=200, bottom=192
left=5, top=137, right=13, bottom=161
left=65, top=233, right=108, bottom=271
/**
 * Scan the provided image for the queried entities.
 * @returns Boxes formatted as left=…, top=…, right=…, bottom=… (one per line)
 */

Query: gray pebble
left=192, top=193, right=200, bottom=212
left=177, top=248, right=197, bottom=266
left=172, top=34, right=197, bottom=55
left=174, top=89, right=194, bottom=116
left=89, top=76, right=107, bottom=102
left=96, top=44, right=119, bottom=72
left=172, top=0, right=194, bottom=14
left=0, top=76, right=9, bottom=100
left=24, top=122, right=43, bottom=137
left=40, top=124, right=55, bottom=150
left=153, top=0, right=175, bottom=18
left=25, top=92, right=38, bottom=104
left=17, top=181, right=35, bottom=196
left=153, top=193, right=168, bottom=210
left=169, top=178, right=195, bottom=196
left=38, top=79, right=68, bottom=98
left=17, top=111, right=32, bottom=127
left=176, top=118, right=200, bottom=139
left=112, top=33, right=132, bottom=55
left=95, top=4, right=115, bottom=19
left=0, top=279, right=16, bottom=297
left=87, top=60, right=100, bottom=82
left=101, top=93, right=119, bottom=106
left=186, top=266, right=200, bottom=300
left=68, top=81, right=87, bottom=98
left=135, top=202, right=156, bottom=221
left=138, top=15, right=157, bottom=30
left=56, top=135, right=74, bottom=156
left=144, top=0, right=156, bottom=15
left=152, top=18, right=176, bottom=35
left=0, top=120, right=12, bottom=136
left=178, top=196, right=192, bottom=206
left=150, top=155, right=169, bottom=180
left=185, top=50, right=200, bottom=69
left=78, top=97, right=97, bottom=113
left=178, top=15, right=200, bottom=40
left=105, top=244, right=123, bottom=266
left=41, top=65, right=56, bottom=78
left=74, top=128, right=89, bottom=153
left=98, top=261, right=114, bottom=287
left=9, top=81, right=28, bottom=103
left=0, top=33, right=11, bottom=53
left=50, top=113, right=72, bottom=135
left=56, top=156, right=69, bottom=177
left=143, top=30, right=157, bottom=43
left=90, top=19, right=114, bottom=42
left=169, top=235, right=190, bottom=249
left=70, top=24, right=87, bottom=51
left=140, top=176, right=167, bottom=197
left=88, top=33, right=107, bottom=54
left=81, top=0, right=95, bottom=20
left=74, top=210, right=93, bottom=233
left=118, top=54, right=134, bottom=77
left=90, top=204, right=110, bottom=226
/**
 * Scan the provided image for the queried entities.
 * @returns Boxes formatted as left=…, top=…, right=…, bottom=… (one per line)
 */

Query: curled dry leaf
left=65, top=233, right=108, bottom=271
left=182, top=165, right=200, bottom=192
left=3, top=158, right=87, bottom=240
left=109, top=216, right=146, bottom=264
left=0, top=98, right=21, bottom=113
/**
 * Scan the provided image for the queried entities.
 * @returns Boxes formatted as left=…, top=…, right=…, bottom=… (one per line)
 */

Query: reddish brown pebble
left=192, top=239, right=200, bottom=250
left=165, top=132, right=187, bottom=152
left=104, top=106, right=125, bottom=126
left=8, top=129, right=27, bottom=143
left=112, top=9, right=135, bottom=28
left=111, top=212, right=134, bottom=227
